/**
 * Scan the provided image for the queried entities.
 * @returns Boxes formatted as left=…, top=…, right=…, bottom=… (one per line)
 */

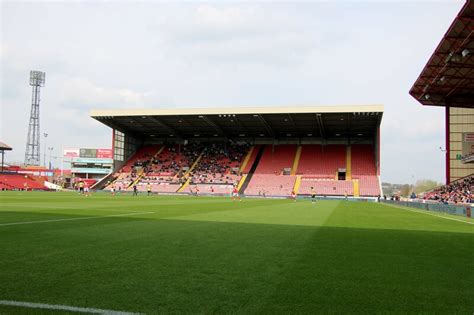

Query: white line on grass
left=384, top=204, right=474, bottom=225
left=0, top=212, right=155, bottom=227
left=0, top=300, right=143, bottom=314
left=2, top=206, right=151, bottom=213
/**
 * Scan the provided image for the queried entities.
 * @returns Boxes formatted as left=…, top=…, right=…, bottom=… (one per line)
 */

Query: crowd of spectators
left=190, top=143, right=248, bottom=185
left=423, top=175, right=474, bottom=204
left=133, top=143, right=203, bottom=181
left=147, top=146, right=184, bottom=177
left=108, top=142, right=249, bottom=190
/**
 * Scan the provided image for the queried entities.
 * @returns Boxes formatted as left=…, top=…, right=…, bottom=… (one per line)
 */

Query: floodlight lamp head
left=30, top=70, right=46, bottom=87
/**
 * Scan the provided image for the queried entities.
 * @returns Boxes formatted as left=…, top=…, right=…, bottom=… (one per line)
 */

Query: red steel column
left=445, top=107, right=450, bottom=185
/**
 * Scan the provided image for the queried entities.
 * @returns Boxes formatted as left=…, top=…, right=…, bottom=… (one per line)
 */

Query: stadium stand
left=193, top=184, right=234, bottom=195
left=190, top=143, right=248, bottom=185
left=92, top=106, right=384, bottom=198
left=103, top=141, right=381, bottom=197
left=240, top=145, right=262, bottom=174
left=423, top=175, right=474, bottom=204
left=351, top=144, right=377, bottom=176
left=357, top=177, right=380, bottom=197
left=244, top=174, right=296, bottom=196
left=298, top=178, right=353, bottom=196
left=119, top=145, right=161, bottom=173
left=254, top=145, right=297, bottom=174
left=296, top=145, right=346, bottom=178
left=350, top=144, right=380, bottom=196
left=0, top=173, right=47, bottom=190
left=243, top=145, right=297, bottom=196
left=107, top=143, right=249, bottom=194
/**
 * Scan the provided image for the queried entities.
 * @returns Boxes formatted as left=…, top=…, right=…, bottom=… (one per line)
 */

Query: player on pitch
left=232, top=186, right=241, bottom=202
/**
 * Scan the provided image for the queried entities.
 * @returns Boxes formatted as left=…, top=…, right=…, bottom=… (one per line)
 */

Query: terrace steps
left=177, top=178, right=191, bottom=193
left=293, top=175, right=302, bottom=194
left=239, top=146, right=254, bottom=174
left=239, top=145, right=266, bottom=194
left=291, top=146, right=302, bottom=175
left=237, top=174, right=247, bottom=191
left=177, top=150, right=205, bottom=193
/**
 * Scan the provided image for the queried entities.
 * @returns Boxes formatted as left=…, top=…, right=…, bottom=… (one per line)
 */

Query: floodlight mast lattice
left=24, top=70, right=45, bottom=166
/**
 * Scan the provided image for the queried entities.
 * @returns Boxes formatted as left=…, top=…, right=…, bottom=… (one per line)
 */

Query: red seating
left=351, top=144, right=380, bottom=196
left=245, top=174, right=296, bottom=196
left=297, top=145, right=346, bottom=177
left=358, top=177, right=380, bottom=196
left=147, top=145, right=186, bottom=176
left=193, top=184, right=234, bottom=195
left=241, top=145, right=261, bottom=174
left=135, top=182, right=180, bottom=193
left=352, top=144, right=376, bottom=177
left=254, top=145, right=296, bottom=174
left=102, top=142, right=381, bottom=197
left=192, top=173, right=240, bottom=185
left=190, top=144, right=247, bottom=184
left=120, top=145, right=160, bottom=172
left=299, top=178, right=353, bottom=196
left=0, top=174, right=47, bottom=190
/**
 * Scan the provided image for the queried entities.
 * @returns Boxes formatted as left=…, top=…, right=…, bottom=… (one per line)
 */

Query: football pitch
left=0, top=192, right=473, bottom=314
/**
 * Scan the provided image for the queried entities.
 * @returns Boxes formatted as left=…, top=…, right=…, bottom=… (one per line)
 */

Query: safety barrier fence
left=381, top=200, right=472, bottom=218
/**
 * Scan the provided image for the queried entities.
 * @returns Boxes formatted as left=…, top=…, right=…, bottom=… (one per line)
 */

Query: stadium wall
left=382, top=200, right=472, bottom=218
left=112, top=129, right=140, bottom=172
left=447, top=107, right=474, bottom=184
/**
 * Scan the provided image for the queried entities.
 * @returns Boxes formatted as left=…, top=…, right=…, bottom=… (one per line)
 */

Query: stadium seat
left=254, top=145, right=297, bottom=174
left=296, top=144, right=346, bottom=177
left=298, top=178, right=353, bottom=196
left=245, top=174, right=296, bottom=196
left=0, top=174, right=47, bottom=190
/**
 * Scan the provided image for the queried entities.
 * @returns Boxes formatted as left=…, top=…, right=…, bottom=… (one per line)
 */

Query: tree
left=414, top=179, right=441, bottom=194
left=399, top=184, right=413, bottom=197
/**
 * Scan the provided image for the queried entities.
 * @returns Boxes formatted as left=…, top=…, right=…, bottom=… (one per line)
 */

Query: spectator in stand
left=423, top=175, right=473, bottom=204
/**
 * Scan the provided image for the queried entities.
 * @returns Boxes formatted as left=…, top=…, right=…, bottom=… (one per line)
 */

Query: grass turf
left=0, top=191, right=473, bottom=314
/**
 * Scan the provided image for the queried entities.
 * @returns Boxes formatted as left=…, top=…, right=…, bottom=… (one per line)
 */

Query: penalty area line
left=0, top=300, right=143, bottom=315
left=0, top=212, right=155, bottom=227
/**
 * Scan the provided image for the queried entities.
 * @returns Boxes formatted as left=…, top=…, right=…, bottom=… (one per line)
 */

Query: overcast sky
left=0, top=1, right=464, bottom=183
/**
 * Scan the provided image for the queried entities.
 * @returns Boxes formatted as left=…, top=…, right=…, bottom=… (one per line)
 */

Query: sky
left=0, top=0, right=464, bottom=184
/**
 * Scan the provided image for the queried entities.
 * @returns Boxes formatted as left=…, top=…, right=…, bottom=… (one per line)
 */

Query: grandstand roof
left=91, top=105, right=383, bottom=140
left=409, top=1, right=474, bottom=108
left=0, top=141, right=12, bottom=151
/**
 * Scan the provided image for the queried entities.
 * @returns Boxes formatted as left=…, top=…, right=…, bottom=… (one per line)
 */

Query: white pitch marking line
left=0, top=212, right=155, bottom=227
left=384, top=204, right=474, bottom=225
left=3, top=207, right=149, bottom=213
left=0, top=300, right=143, bottom=314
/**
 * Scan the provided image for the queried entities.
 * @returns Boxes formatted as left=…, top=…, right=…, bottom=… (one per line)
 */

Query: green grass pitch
left=0, top=191, right=473, bottom=314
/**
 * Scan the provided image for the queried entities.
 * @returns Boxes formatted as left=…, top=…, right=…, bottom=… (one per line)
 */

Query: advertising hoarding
left=80, top=148, right=97, bottom=158
left=97, top=149, right=113, bottom=159
left=63, top=148, right=80, bottom=158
